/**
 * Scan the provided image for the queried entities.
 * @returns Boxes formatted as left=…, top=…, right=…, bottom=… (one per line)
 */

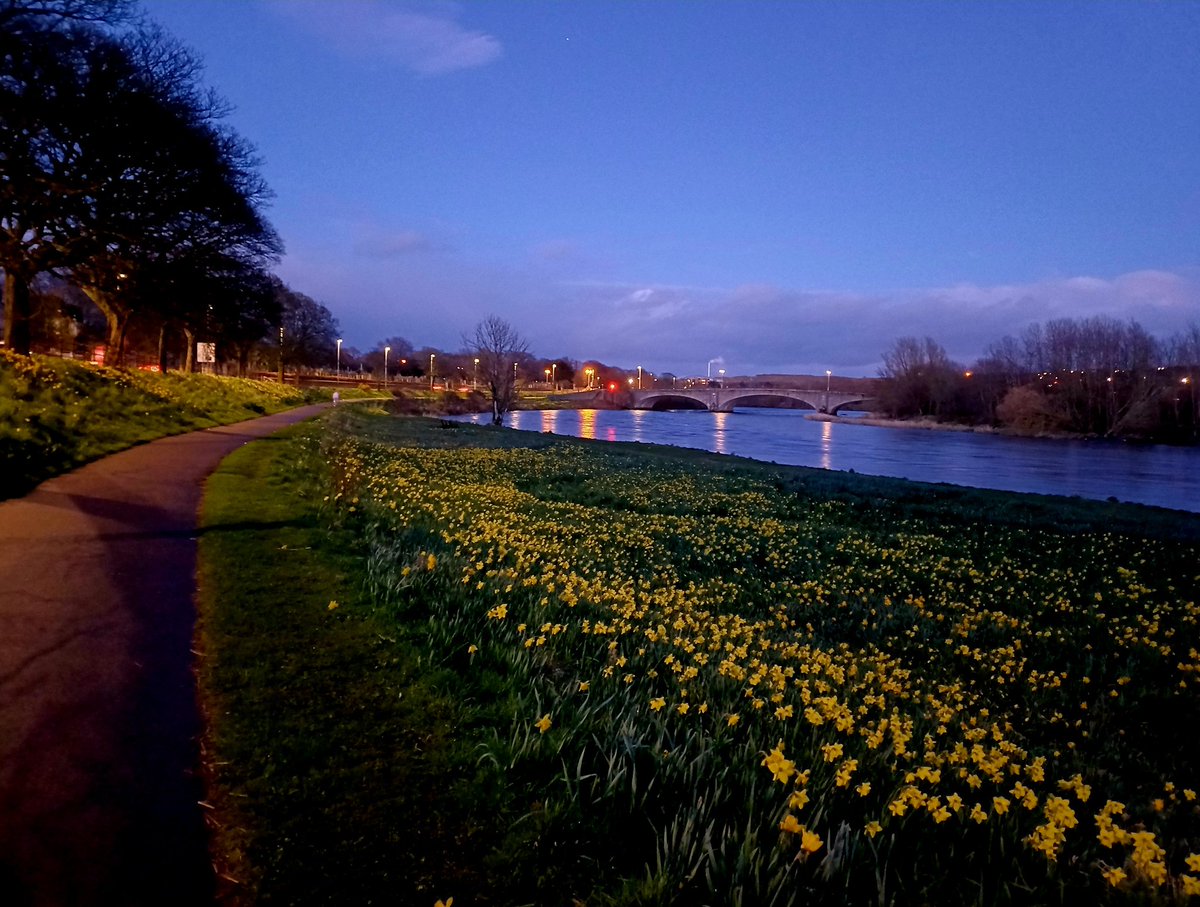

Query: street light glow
left=336, top=338, right=343, bottom=380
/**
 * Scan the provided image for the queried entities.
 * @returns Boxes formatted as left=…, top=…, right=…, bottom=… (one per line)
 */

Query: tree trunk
left=3, top=270, right=33, bottom=355
left=182, top=326, right=195, bottom=372
left=157, top=323, right=169, bottom=373
left=83, top=287, right=130, bottom=367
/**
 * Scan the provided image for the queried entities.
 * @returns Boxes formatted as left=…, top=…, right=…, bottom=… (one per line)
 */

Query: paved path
left=0, top=405, right=328, bottom=906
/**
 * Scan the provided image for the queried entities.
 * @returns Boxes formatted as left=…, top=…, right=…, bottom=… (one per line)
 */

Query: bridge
left=630, top=387, right=876, bottom=414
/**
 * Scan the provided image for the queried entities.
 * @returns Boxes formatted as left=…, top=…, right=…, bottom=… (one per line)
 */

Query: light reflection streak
left=713, top=411, right=729, bottom=454
left=541, top=409, right=559, bottom=434
left=631, top=409, right=646, bottom=443
left=579, top=409, right=597, bottom=440
left=820, top=418, right=833, bottom=470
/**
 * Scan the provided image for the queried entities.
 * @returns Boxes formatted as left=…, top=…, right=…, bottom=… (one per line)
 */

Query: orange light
left=608, top=382, right=617, bottom=392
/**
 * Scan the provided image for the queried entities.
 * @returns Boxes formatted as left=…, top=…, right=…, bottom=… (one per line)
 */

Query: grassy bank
left=199, top=408, right=1200, bottom=906
left=0, top=351, right=379, bottom=498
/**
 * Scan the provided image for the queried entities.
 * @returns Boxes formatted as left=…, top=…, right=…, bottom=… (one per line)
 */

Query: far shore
left=804, top=411, right=1092, bottom=442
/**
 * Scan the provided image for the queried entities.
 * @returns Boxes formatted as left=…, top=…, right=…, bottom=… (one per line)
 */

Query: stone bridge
left=630, top=387, right=875, bottom=414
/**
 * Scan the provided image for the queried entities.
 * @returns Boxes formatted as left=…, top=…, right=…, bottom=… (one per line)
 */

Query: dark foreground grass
left=197, top=421, right=495, bottom=905
left=198, top=410, right=1200, bottom=906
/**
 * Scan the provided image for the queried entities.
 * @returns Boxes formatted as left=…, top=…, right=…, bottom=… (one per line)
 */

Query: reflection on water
left=450, top=408, right=1200, bottom=513
left=631, top=409, right=647, bottom=443
left=713, top=411, right=730, bottom=454
left=579, top=409, right=597, bottom=440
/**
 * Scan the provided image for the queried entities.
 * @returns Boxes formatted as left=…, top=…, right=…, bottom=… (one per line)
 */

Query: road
left=0, top=405, right=327, bottom=906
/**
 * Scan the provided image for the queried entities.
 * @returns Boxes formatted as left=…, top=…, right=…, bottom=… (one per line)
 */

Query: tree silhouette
left=468, top=315, right=528, bottom=424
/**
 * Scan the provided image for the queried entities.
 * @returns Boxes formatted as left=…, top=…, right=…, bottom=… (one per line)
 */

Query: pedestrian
left=332, top=390, right=340, bottom=406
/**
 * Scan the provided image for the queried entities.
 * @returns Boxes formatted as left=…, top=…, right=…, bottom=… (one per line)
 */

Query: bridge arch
left=718, top=392, right=819, bottom=412
left=827, top=397, right=872, bottom=415
left=638, top=393, right=708, bottom=411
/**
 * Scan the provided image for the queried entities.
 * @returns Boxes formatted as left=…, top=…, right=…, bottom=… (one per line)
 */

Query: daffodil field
left=321, top=411, right=1200, bottom=905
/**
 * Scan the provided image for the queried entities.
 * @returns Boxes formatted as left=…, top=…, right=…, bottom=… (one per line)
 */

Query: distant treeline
left=878, top=317, right=1200, bottom=443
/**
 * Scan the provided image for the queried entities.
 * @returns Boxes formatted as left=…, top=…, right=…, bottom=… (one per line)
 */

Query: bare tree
left=0, top=0, right=135, bottom=35
left=878, top=336, right=962, bottom=418
left=467, top=315, right=528, bottom=424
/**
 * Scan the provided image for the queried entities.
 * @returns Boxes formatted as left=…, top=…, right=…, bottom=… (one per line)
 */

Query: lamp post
left=584, top=367, right=594, bottom=389
left=473, top=357, right=479, bottom=389
left=824, top=369, right=831, bottom=413
left=718, top=367, right=725, bottom=388
left=637, top=365, right=643, bottom=390
left=551, top=362, right=557, bottom=389
left=384, top=346, right=390, bottom=386
left=545, top=367, right=551, bottom=387
left=336, top=338, right=342, bottom=380
left=430, top=353, right=435, bottom=389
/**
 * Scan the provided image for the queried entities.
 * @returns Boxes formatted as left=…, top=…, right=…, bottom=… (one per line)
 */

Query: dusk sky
left=140, top=0, right=1200, bottom=377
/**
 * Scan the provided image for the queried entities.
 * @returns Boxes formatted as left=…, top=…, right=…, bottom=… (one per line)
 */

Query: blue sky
left=140, top=0, right=1200, bottom=376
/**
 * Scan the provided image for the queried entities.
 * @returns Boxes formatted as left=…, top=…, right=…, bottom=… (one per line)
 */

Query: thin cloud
left=549, top=271, right=1200, bottom=376
left=353, top=228, right=440, bottom=258
left=268, top=0, right=502, bottom=75
left=530, top=239, right=578, bottom=262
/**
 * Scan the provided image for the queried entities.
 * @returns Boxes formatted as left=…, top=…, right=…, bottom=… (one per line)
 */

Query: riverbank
left=805, top=411, right=1115, bottom=442
left=0, top=352, right=383, bottom=500
left=198, top=408, right=1200, bottom=905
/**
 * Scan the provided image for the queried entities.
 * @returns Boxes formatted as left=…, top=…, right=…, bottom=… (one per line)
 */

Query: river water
left=451, top=408, right=1200, bottom=514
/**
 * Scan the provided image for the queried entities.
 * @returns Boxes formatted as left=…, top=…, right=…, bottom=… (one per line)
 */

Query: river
left=450, top=408, right=1200, bottom=514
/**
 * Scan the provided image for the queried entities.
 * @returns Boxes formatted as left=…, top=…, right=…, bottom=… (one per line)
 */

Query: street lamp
left=474, top=357, right=479, bottom=389
left=637, top=365, right=643, bottom=390
left=429, top=353, right=435, bottom=389
left=718, top=367, right=725, bottom=388
left=584, top=366, right=594, bottom=389
left=551, top=362, right=557, bottom=389
left=384, top=346, right=390, bottom=386
left=545, top=367, right=551, bottom=386
left=336, top=338, right=342, bottom=380
left=824, top=369, right=832, bottom=413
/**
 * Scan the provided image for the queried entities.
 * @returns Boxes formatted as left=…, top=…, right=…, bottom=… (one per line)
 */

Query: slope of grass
left=0, top=351, right=376, bottom=498
left=198, top=409, right=1200, bottom=906
left=196, top=419, right=489, bottom=905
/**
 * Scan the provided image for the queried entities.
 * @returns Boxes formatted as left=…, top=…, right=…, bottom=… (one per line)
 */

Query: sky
left=138, top=0, right=1200, bottom=377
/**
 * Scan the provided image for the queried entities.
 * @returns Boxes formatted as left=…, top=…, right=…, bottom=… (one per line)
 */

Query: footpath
left=0, top=405, right=328, bottom=906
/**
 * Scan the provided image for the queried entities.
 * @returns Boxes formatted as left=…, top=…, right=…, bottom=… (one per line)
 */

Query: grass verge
left=196, top=420, right=493, bottom=905
left=0, top=351, right=380, bottom=499
left=199, top=409, right=1200, bottom=906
